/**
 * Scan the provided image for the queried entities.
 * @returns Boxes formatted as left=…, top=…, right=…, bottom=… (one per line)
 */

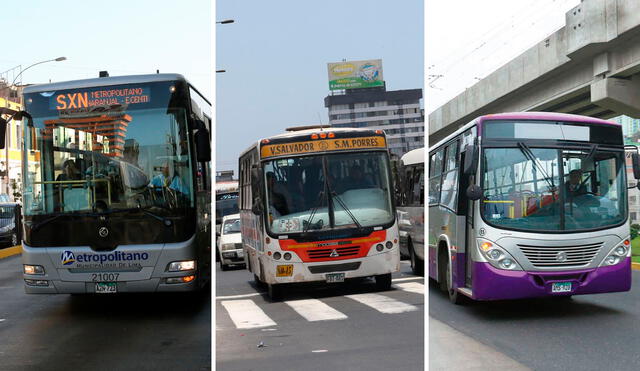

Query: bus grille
left=307, top=246, right=361, bottom=260
left=517, top=242, right=603, bottom=268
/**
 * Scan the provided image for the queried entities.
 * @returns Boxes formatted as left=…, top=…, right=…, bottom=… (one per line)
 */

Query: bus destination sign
left=50, top=87, right=151, bottom=110
left=260, top=136, right=386, bottom=159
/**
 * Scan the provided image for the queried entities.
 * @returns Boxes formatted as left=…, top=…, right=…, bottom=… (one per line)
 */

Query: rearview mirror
left=466, top=184, right=482, bottom=201
left=195, top=126, right=211, bottom=162
left=251, top=197, right=263, bottom=215
left=463, top=144, right=478, bottom=176
left=632, top=153, right=640, bottom=180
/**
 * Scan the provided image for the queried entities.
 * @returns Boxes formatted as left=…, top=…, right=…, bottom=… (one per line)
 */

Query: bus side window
left=429, top=149, right=444, bottom=205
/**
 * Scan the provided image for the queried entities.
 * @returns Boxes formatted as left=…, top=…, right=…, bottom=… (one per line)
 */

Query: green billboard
left=327, top=59, right=384, bottom=90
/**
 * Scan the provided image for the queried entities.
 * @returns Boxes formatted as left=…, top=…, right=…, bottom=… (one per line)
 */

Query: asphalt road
left=429, top=272, right=640, bottom=371
left=0, top=254, right=211, bottom=371
left=216, top=260, right=424, bottom=371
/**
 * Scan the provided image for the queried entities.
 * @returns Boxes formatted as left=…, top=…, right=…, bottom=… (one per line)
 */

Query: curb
left=0, top=245, right=22, bottom=260
left=632, top=262, right=640, bottom=271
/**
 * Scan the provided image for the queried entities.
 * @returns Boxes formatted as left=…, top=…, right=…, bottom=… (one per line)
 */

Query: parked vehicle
left=217, top=214, right=244, bottom=270
left=0, top=203, right=21, bottom=248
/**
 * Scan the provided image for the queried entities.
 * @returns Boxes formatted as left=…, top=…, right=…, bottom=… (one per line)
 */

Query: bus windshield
left=22, top=81, right=194, bottom=217
left=263, top=151, right=394, bottom=234
left=482, top=146, right=626, bottom=231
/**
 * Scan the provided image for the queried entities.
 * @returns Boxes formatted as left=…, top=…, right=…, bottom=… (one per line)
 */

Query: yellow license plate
left=276, top=265, right=293, bottom=277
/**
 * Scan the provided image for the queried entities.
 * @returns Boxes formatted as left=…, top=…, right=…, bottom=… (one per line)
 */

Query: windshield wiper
left=517, top=142, right=555, bottom=189
left=303, top=190, right=326, bottom=233
left=330, top=191, right=363, bottom=230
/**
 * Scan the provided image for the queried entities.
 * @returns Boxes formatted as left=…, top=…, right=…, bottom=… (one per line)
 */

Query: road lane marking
left=285, top=298, right=348, bottom=322
left=220, top=299, right=277, bottom=329
left=216, top=292, right=262, bottom=300
left=345, top=293, right=418, bottom=314
left=0, top=245, right=21, bottom=260
left=312, top=350, right=328, bottom=353
left=394, top=282, right=424, bottom=295
left=392, top=276, right=424, bottom=283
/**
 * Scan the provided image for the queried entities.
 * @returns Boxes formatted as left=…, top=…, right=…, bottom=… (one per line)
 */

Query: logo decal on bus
left=61, top=250, right=76, bottom=266
left=330, top=249, right=339, bottom=257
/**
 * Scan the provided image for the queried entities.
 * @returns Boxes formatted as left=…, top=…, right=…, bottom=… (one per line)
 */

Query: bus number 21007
left=91, top=273, right=120, bottom=282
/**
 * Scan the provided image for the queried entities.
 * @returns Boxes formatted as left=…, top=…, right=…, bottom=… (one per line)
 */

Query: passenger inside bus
left=337, top=164, right=374, bottom=194
left=266, top=171, right=290, bottom=216
left=564, top=169, right=588, bottom=198
left=149, top=162, right=189, bottom=197
left=56, top=160, right=82, bottom=181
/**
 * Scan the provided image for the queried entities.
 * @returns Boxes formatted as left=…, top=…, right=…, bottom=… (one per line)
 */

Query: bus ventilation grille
left=517, top=242, right=603, bottom=268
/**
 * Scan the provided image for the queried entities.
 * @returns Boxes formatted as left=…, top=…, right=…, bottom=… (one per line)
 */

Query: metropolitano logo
left=61, top=250, right=76, bottom=266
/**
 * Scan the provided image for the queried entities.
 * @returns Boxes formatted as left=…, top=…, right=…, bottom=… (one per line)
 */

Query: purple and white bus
left=429, top=112, right=638, bottom=304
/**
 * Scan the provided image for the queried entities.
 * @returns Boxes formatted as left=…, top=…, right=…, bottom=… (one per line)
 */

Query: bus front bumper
left=262, top=250, right=400, bottom=285
left=470, top=258, right=631, bottom=301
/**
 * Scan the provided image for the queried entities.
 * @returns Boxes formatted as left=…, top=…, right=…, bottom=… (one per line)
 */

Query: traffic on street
left=430, top=271, right=640, bottom=371
left=0, top=253, right=211, bottom=371
left=216, top=260, right=424, bottom=370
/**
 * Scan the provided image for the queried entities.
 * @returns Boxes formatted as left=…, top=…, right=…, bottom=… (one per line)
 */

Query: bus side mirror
left=251, top=199, right=263, bottom=215
left=195, top=126, right=211, bottom=162
left=466, top=184, right=482, bottom=201
left=0, top=117, right=6, bottom=150
left=632, top=153, right=640, bottom=180
left=463, top=144, right=478, bottom=176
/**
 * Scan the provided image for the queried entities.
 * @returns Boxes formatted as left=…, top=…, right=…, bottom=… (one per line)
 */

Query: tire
left=375, top=273, right=392, bottom=291
left=11, top=233, right=18, bottom=247
left=267, top=283, right=282, bottom=301
left=220, top=262, right=229, bottom=271
left=438, top=248, right=448, bottom=293
left=254, top=274, right=266, bottom=289
left=409, top=241, right=424, bottom=276
left=215, top=247, right=221, bottom=262
left=444, top=253, right=467, bottom=305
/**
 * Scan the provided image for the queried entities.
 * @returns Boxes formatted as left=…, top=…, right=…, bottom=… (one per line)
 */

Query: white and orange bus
left=239, top=126, right=400, bottom=299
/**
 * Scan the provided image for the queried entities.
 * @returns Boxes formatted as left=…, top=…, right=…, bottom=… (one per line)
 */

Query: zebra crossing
left=217, top=280, right=424, bottom=330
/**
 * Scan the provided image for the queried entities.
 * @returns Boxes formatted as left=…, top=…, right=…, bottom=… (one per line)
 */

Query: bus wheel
left=409, top=241, right=424, bottom=276
left=267, top=284, right=282, bottom=301
left=437, top=248, right=448, bottom=293
left=445, top=254, right=466, bottom=305
left=254, top=274, right=266, bottom=289
left=375, top=273, right=392, bottom=291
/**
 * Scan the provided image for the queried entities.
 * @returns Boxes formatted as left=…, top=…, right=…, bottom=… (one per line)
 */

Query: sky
left=215, top=0, right=424, bottom=172
left=0, top=0, right=211, bottom=98
left=426, top=0, right=580, bottom=113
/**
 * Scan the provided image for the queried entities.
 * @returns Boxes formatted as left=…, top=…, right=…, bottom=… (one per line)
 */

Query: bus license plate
left=326, top=273, right=345, bottom=283
left=95, top=282, right=117, bottom=294
left=551, top=282, right=572, bottom=293
left=276, top=265, right=293, bottom=277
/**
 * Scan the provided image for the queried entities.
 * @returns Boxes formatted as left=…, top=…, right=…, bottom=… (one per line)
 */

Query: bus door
left=458, top=133, right=478, bottom=288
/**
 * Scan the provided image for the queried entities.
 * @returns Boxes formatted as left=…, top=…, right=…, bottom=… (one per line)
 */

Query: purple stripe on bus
left=470, top=258, right=631, bottom=301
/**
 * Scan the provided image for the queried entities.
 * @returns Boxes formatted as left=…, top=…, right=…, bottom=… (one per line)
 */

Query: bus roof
left=477, top=112, right=618, bottom=126
left=240, top=127, right=386, bottom=159
left=23, top=73, right=188, bottom=94
left=431, top=111, right=619, bottom=151
left=400, top=147, right=424, bottom=166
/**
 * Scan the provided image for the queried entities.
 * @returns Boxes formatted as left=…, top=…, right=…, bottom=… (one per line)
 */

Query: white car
left=217, top=214, right=244, bottom=271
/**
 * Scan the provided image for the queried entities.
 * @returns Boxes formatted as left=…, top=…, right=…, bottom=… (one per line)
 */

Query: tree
left=631, top=224, right=640, bottom=240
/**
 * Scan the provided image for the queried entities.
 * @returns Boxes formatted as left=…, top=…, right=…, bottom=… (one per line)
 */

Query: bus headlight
left=222, top=243, right=237, bottom=251
left=477, top=239, right=522, bottom=271
left=273, top=252, right=281, bottom=260
left=168, top=260, right=196, bottom=272
left=602, top=239, right=630, bottom=266
left=24, top=265, right=45, bottom=275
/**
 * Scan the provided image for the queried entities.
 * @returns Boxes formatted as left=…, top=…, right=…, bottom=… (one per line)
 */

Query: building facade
left=324, top=85, right=424, bottom=159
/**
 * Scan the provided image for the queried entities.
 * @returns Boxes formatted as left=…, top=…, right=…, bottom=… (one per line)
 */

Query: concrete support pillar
left=591, top=75, right=640, bottom=118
